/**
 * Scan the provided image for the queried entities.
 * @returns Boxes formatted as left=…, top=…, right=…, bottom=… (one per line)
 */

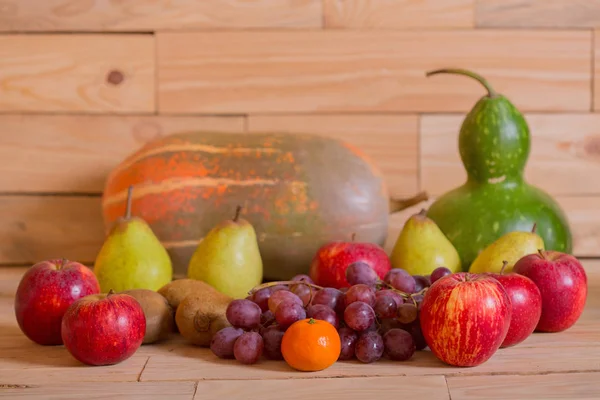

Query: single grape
left=260, top=310, right=275, bottom=327
left=408, top=321, right=427, bottom=351
left=376, top=289, right=404, bottom=307
left=210, top=327, right=244, bottom=359
left=252, top=287, right=272, bottom=312
left=233, top=331, right=264, bottom=364
left=268, top=290, right=302, bottom=314
left=312, top=287, right=345, bottom=314
left=384, top=269, right=416, bottom=293
left=291, top=274, right=314, bottom=284
left=275, top=300, right=307, bottom=328
left=355, top=331, right=384, bottom=363
left=373, top=295, right=398, bottom=319
left=413, top=275, right=431, bottom=292
left=290, top=283, right=314, bottom=306
left=379, top=318, right=405, bottom=335
left=338, top=327, right=358, bottom=360
left=383, top=329, right=416, bottom=361
left=430, top=267, right=452, bottom=285
left=226, top=299, right=262, bottom=329
left=345, top=261, right=379, bottom=286
left=261, top=325, right=285, bottom=360
left=343, top=301, right=376, bottom=332
left=344, top=284, right=376, bottom=307
left=307, top=304, right=339, bottom=329
left=397, top=303, right=418, bottom=324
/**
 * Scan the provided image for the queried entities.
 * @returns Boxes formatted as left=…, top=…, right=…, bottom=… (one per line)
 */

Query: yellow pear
left=187, top=206, right=263, bottom=299
left=390, top=209, right=461, bottom=275
left=469, top=224, right=545, bottom=274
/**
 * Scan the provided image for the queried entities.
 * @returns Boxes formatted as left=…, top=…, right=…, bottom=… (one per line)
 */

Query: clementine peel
left=281, top=318, right=341, bottom=372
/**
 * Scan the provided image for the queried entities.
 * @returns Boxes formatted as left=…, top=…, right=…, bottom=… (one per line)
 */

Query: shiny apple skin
left=420, top=272, right=511, bottom=367
left=14, top=259, right=100, bottom=345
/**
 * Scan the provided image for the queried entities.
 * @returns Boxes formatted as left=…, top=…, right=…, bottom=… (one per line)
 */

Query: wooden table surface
left=1, top=263, right=599, bottom=400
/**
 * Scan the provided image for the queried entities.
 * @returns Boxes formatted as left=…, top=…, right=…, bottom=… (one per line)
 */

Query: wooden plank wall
left=1, top=0, right=600, bottom=266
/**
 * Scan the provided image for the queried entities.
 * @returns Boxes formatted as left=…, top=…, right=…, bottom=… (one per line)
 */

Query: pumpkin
left=101, top=131, right=426, bottom=280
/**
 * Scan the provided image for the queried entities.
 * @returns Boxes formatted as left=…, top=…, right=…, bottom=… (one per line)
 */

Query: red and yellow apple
left=420, top=272, right=511, bottom=367
left=61, top=291, right=146, bottom=366
left=513, top=250, right=587, bottom=333
left=309, top=239, right=391, bottom=288
left=14, top=258, right=100, bottom=345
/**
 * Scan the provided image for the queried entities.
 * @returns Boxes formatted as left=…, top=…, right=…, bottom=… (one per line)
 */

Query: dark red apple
left=308, top=238, right=391, bottom=288
left=61, top=291, right=146, bottom=366
left=14, top=258, right=100, bottom=345
left=420, top=272, right=511, bottom=367
left=512, top=250, right=587, bottom=333
left=489, top=262, right=542, bottom=347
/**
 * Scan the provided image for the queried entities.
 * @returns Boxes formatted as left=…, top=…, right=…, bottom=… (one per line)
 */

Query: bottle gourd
left=424, top=68, right=572, bottom=271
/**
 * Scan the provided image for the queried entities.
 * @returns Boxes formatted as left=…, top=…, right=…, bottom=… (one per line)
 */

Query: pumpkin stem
left=125, top=185, right=134, bottom=219
left=500, top=260, right=508, bottom=275
left=233, top=205, right=242, bottom=222
left=531, top=223, right=537, bottom=234
left=389, top=191, right=429, bottom=214
left=426, top=68, right=497, bottom=98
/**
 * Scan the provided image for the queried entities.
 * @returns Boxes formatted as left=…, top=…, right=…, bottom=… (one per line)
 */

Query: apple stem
left=248, top=280, right=325, bottom=294
left=351, top=233, right=356, bottom=242
left=538, top=249, right=547, bottom=259
left=125, top=185, right=133, bottom=219
left=233, top=205, right=242, bottom=222
left=531, top=223, right=537, bottom=234
left=107, top=289, right=115, bottom=296
left=500, top=260, right=508, bottom=275
left=58, top=258, right=68, bottom=270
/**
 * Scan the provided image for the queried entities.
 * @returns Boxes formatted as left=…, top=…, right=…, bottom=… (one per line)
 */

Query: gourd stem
left=389, top=191, right=428, bottom=214
left=426, top=68, right=497, bottom=98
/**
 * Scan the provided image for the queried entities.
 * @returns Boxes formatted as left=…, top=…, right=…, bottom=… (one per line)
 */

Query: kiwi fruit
left=158, top=279, right=222, bottom=311
left=121, top=289, right=175, bottom=344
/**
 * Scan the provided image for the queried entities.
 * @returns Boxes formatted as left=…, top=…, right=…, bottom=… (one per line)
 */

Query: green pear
left=469, top=224, right=544, bottom=274
left=390, top=209, right=461, bottom=275
left=94, top=185, right=173, bottom=292
left=187, top=206, right=263, bottom=299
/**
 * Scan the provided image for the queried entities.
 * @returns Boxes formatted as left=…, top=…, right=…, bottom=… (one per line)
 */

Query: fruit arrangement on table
left=13, top=69, right=587, bottom=371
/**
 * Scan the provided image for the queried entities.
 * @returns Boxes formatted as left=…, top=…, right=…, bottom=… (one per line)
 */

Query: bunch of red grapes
left=211, top=262, right=453, bottom=365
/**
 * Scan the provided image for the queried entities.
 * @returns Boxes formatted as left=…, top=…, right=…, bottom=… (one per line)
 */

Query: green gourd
left=424, top=68, right=573, bottom=271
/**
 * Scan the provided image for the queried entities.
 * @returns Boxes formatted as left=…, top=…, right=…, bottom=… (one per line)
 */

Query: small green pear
left=94, top=185, right=173, bottom=292
left=469, top=224, right=544, bottom=274
left=390, top=209, right=461, bottom=275
left=187, top=206, right=263, bottom=299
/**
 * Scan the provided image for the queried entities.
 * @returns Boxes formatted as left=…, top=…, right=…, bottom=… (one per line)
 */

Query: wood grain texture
left=595, top=30, right=600, bottom=112
left=0, top=382, right=196, bottom=400
left=324, top=0, right=474, bottom=29
left=420, top=113, right=600, bottom=196
left=447, top=372, right=600, bottom=400
left=247, top=114, right=419, bottom=197
left=194, top=376, right=449, bottom=400
left=0, top=34, right=154, bottom=113
left=0, top=115, right=244, bottom=193
left=476, top=0, right=600, bottom=28
left=0, top=196, right=104, bottom=265
left=0, top=0, right=321, bottom=31
left=385, top=196, right=600, bottom=258
left=157, top=30, right=591, bottom=114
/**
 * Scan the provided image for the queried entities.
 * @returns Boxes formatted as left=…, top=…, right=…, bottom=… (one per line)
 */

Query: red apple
left=14, top=258, right=100, bottom=346
left=308, top=238, right=391, bottom=288
left=61, top=290, right=146, bottom=366
left=420, top=272, right=511, bottom=367
left=489, top=262, right=543, bottom=348
left=512, top=250, right=587, bottom=333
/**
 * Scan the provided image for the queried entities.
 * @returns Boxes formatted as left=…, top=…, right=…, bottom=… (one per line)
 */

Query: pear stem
left=389, top=191, right=429, bottom=214
left=125, top=185, right=133, bottom=219
left=233, top=205, right=242, bottom=222
left=417, top=208, right=427, bottom=217
left=426, top=68, right=497, bottom=98
left=500, top=260, right=508, bottom=275
left=531, top=223, right=537, bottom=234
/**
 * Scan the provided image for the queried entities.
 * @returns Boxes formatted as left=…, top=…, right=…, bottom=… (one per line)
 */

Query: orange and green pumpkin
left=101, top=131, right=425, bottom=280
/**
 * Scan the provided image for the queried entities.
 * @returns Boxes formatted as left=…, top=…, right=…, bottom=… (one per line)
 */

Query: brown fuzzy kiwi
left=157, top=279, right=222, bottom=311
left=175, top=290, right=233, bottom=347
left=121, top=289, right=175, bottom=344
